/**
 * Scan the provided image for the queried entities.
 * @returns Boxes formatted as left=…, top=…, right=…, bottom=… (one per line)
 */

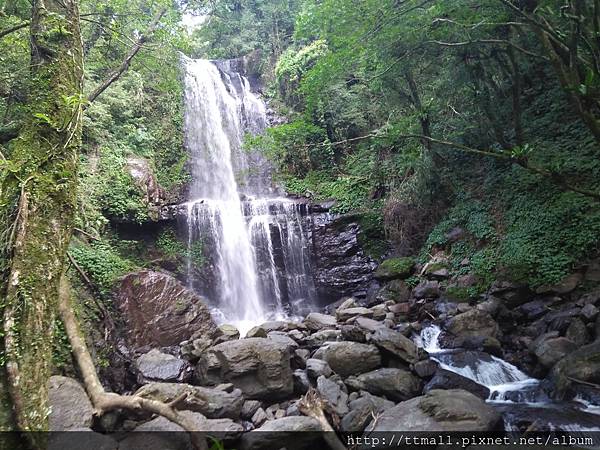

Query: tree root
left=298, top=388, right=346, bottom=450
left=57, top=275, right=207, bottom=450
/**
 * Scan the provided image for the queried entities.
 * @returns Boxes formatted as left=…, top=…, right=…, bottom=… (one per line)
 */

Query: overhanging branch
left=87, top=7, right=166, bottom=104
left=0, top=21, right=29, bottom=39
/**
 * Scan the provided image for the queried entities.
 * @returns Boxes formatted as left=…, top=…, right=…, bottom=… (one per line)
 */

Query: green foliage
left=69, top=241, right=136, bottom=295
left=156, top=229, right=187, bottom=258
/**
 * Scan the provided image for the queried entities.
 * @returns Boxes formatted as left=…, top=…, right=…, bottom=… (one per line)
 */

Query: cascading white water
left=183, top=57, right=316, bottom=334
left=418, top=325, right=541, bottom=401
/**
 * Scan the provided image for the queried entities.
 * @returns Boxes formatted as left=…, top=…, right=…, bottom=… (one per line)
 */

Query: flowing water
left=183, top=58, right=316, bottom=334
left=417, top=324, right=600, bottom=431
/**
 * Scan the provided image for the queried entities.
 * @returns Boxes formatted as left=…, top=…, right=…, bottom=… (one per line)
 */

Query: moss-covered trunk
left=0, top=0, right=83, bottom=434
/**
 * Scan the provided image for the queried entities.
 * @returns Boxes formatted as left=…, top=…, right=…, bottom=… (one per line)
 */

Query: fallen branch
left=298, top=389, right=346, bottom=450
left=73, top=227, right=101, bottom=241
left=87, top=7, right=166, bottom=103
left=567, top=376, right=600, bottom=390
left=57, top=275, right=207, bottom=450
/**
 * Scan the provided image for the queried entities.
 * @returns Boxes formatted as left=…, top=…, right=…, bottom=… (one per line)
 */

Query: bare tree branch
left=87, top=7, right=166, bottom=104
left=0, top=21, right=29, bottom=39
left=57, top=275, right=208, bottom=450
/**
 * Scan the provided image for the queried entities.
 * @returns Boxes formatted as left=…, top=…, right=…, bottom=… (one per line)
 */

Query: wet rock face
left=311, top=215, right=377, bottom=301
left=195, top=338, right=294, bottom=400
left=113, top=270, right=217, bottom=348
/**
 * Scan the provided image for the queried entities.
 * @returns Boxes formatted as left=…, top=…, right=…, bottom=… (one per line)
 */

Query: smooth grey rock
left=135, top=349, right=190, bottom=383
left=534, top=337, right=577, bottom=368
left=251, top=407, right=268, bottom=427
left=214, top=324, right=240, bottom=344
left=304, top=313, right=337, bottom=331
left=413, top=359, right=439, bottom=379
left=293, top=369, right=310, bottom=395
left=317, top=375, right=348, bottom=416
left=370, top=327, right=420, bottom=364
left=355, top=316, right=384, bottom=332
left=413, top=281, right=440, bottom=299
left=306, top=358, right=333, bottom=380
left=313, top=342, right=381, bottom=377
left=246, top=326, right=267, bottom=338
left=345, top=368, right=421, bottom=402
left=241, top=400, right=261, bottom=420
left=302, top=329, right=342, bottom=348
left=366, top=389, right=501, bottom=432
left=341, top=392, right=394, bottom=431
left=445, top=309, right=500, bottom=344
left=196, top=338, right=293, bottom=400
left=48, top=376, right=93, bottom=431
left=135, top=382, right=243, bottom=419
left=337, top=307, right=372, bottom=322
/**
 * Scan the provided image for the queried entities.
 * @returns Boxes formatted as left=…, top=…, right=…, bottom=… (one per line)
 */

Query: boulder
left=424, top=369, right=490, bottom=400
left=134, top=382, right=243, bottom=419
left=302, top=329, right=342, bottom=348
left=340, top=392, right=395, bottom=432
left=48, top=376, right=94, bottom=431
left=341, top=325, right=368, bottom=343
left=549, top=340, right=600, bottom=398
left=196, top=338, right=293, bottom=400
left=355, top=316, right=384, bottom=332
left=367, top=389, right=501, bottom=432
left=565, top=318, right=590, bottom=346
left=313, top=342, right=381, bottom=377
left=292, top=370, right=310, bottom=395
left=413, top=359, right=438, bottom=379
left=304, top=313, right=337, bottom=331
left=306, top=358, right=333, bottom=380
left=336, top=307, right=372, bottom=322
left=241, top=400, right=261, bottom=420
left=316, top=375, right=349, bottom=416
left=213, top=324, right=240, bottom=344
left=581, top=303, right=599, bottom=321
left=370, top=327, right=420, bottom=364
left=135, top=349, right=190, bottom=383
left=251, top=408, right=268, bottom=427
left=246, top=326, right=267, bottom=338
left=240, top=416, right=323, bottom=450
left=113, top=270, right=216, bottom=347
left=374, top=257, right=414, bottom=281
left=533, top=337, right=577, bottom=368
left=345, top=368, right=422, bottom=402
left=444, top=309, right=500, bottom=346
left=413, top=281, right=441, bottom=299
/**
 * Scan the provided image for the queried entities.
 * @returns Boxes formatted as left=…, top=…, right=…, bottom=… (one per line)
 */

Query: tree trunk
left=0, top=0, right=83, bottom=437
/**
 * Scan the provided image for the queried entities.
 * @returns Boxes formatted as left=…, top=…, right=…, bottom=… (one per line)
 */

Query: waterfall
left=182, top=57, right=316, bottom=334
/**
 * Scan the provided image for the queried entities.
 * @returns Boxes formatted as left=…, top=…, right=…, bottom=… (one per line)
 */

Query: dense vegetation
left=1, top=0, right=599, bottom=438
left=202, top=0, right=600, bottom=290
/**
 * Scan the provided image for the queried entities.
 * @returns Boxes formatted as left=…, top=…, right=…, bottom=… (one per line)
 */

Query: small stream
left=416, top=325, right=600, bottom=432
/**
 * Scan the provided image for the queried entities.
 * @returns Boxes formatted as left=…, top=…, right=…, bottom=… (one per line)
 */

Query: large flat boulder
left=345, top=368, right=422, bottom=402
left=549, top=340, right=600, bottom=399
left=48, top=376, right=93, bottom=431
left=370, top=327, right=420, bottom=364
left=196, top=338, right=293, bottom=400
left=367, top=389, right=501, bottom=432
left=135, top=349, right=191, bottom=383
left=114, top=270, right=216, bottom=347
left=341, top=392, right=394, bottom=432
left=443, top=309, right=500, bottom=347
left=312, top=342, right=381, bottom=377
left=134, top=382, right=243, bottom=419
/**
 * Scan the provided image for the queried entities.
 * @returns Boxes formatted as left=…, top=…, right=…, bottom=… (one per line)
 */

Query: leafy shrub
left=69, top=241, right=136, bottom=295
